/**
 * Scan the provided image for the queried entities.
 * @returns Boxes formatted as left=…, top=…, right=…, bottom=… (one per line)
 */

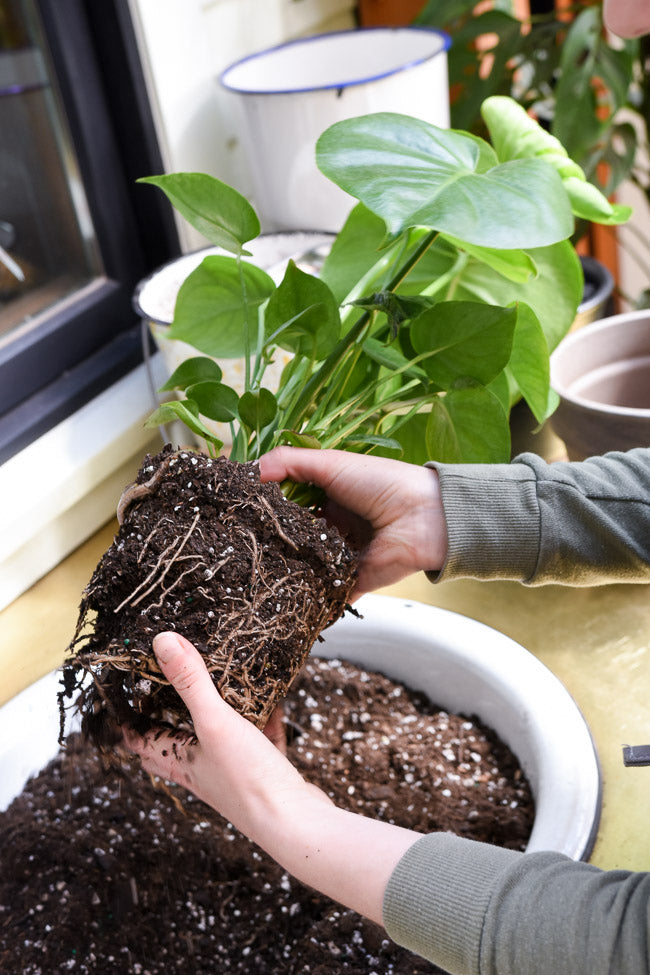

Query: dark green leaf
left=384, top=411, right=431, bottom=466
left=186, top=381, right=239, bottom=422
left=138, top=173, right=260, bottom=254
left=238, top=388, right=278, bottom=430
left=410, top=301, right=517, bottom=388
left=425, top=384, right=511, bottom=462
left=506, top=303, right=552, bottom=423
left=265, top=260, right=340, bottom=358
left=159, top=356, right=223, bottom=392
left=169, top=255, right=275, bottom=357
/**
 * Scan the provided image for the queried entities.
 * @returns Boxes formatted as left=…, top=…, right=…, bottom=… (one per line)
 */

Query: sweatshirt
left=383, top=448, right=650, bottom=974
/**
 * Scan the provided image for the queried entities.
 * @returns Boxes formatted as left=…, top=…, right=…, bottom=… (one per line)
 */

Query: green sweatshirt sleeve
left=383, top=833, right=650, bottom=975
left=427, top=448, right=650, bottom=585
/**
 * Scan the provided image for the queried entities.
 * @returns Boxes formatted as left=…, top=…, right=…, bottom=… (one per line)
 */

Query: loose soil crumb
left=0, top=658, right=534, bottom=974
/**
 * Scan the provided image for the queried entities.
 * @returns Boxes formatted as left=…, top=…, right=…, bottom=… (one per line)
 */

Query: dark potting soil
left=0, top=656, right=534, bottom=975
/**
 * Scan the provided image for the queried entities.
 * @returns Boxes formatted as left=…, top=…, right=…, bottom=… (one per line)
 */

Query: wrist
left=415, top=465, right=448, bottom=573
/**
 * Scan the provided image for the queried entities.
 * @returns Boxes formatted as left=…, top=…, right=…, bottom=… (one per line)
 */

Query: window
left=0, top=0, right=179, bottom=463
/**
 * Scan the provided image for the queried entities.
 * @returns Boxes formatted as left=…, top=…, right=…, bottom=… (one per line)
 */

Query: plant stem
left=282, top=230, right=439, bottom=434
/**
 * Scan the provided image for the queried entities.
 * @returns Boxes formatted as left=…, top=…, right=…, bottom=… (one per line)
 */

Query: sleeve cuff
left=425, top=461, right=542, bottom=583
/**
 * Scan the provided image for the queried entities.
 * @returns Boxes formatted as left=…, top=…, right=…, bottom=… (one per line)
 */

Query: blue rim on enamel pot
left=219, top=27, right=451, bottom=96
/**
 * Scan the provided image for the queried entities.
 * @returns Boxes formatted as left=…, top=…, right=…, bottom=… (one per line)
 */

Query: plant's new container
left=1, top=595, right=601, bottom=860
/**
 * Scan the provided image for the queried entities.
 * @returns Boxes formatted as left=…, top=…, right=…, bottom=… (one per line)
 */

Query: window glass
left=0, top=0, right=101, bottom=347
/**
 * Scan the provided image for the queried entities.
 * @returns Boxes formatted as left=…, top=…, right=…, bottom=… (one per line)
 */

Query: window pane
left=0, top=0, right=101, bottom=346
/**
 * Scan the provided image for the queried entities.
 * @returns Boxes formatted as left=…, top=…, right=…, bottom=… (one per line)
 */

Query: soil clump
left=1, top=656, right=534, bottom=974
left=60, top=446, right=358, bottom=747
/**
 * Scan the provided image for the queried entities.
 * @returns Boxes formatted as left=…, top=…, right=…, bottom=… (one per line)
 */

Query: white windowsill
left=0, top=354, right=168, bottom=611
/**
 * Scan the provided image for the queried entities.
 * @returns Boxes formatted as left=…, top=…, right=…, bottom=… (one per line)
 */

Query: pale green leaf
left=316, top=111, right=573, bottom=248
left=138, top=173, right=259, bottom=254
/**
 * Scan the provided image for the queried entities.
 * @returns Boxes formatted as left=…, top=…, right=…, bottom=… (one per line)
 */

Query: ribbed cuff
left=425, top=462, right=541, bottom=583
left=383, top=832, right=523, bottom=975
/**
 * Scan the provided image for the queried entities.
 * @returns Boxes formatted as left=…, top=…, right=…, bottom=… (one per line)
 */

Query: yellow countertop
left=1, top=518, right=649, bottom=872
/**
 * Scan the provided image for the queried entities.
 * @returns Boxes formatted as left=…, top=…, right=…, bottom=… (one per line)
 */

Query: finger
left=259, top=446, right=340, bottom=491
left=152, top=632, right=222, bottom=733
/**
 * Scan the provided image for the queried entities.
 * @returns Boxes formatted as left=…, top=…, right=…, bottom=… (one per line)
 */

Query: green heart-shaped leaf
left=316, top=112, right=573, bottom=248
left=159, top=356, right=223, bottom=392
left=265, top=260, right=340, bottom=358
left=138, top=173, right=260, bottom=254
left=169, top=255, right=275, bottom=357
left=238, top=388, right=278, bottom=430
left=186, top=381, right=239, bottom=422
left=506, top=303, right=552, bottom=423
left=410, top=301, right=516, bottom=388
left=425, top=384, right=511, bottom=463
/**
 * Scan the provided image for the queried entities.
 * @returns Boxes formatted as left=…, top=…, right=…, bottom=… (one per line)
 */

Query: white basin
left=0, top=595, right=600, bottom=861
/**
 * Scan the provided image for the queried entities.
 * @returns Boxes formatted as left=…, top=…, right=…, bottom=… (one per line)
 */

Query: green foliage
left=143, top=97, right=628, bottom=475
left=414, top=1, right=645, bottom=223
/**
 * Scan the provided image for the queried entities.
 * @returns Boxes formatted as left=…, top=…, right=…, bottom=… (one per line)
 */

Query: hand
left=123, top=631, right=420, bottom=925
left=123, top=632, right=326, bottom=838
left=259, top=447, right=448, bottom=598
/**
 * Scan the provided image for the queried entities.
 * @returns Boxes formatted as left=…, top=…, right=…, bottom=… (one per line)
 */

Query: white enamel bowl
left=1, top=595, right=600, bottom=860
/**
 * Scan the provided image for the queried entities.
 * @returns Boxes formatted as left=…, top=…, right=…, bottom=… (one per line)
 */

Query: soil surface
left=60, top=447, right=358, bottom=746
left=0, top=656, right=534, bottom=974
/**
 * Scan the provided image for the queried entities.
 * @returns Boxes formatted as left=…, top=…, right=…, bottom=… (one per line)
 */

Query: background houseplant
left=142, top=95, right=628, bottom=468
left=409, top=0, right=649, bottom=306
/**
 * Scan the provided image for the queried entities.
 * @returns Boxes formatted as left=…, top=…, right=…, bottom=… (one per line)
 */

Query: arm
left=429, top=448, right=650, bottom=585
left=126, top=632, right=650, bottom=975
left=260, top=446, right=650, bottom=588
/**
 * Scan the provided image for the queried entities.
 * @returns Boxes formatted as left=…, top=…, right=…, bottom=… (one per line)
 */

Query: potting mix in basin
left=0, top=655, right=533, bottom=974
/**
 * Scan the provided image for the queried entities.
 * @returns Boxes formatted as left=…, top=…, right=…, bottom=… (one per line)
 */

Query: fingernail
left=152, top=631, right=184, bottom=664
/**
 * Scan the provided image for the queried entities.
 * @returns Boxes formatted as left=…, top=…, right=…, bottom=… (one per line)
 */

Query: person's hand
left=123, top=632, right=329, bottom=835
left=259, top=447, right=448, bottom=598
left=123, top=631, right=420, bottom=926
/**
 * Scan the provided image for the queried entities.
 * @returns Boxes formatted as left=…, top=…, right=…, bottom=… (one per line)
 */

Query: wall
left=128, top=0, right=356, bottom=250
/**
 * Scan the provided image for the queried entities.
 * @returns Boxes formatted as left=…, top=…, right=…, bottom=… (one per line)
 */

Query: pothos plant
left=142, top=95, right=629, bottom=476
left=59, top=96, right=630, bottom=744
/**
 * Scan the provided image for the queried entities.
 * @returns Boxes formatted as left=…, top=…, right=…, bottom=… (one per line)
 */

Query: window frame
left=0, top=0, right=179, bottom=463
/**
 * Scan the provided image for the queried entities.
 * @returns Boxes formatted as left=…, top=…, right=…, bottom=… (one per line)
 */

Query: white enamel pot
left=220, top=27, right=450, bottom=232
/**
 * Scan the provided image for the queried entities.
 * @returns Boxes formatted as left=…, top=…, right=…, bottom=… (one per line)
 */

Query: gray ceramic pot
left=550, top=309, right=650, bottom=460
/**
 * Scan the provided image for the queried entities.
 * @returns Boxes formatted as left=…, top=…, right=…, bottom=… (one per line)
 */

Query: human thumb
left=152, top=632, right=220, bottom=723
